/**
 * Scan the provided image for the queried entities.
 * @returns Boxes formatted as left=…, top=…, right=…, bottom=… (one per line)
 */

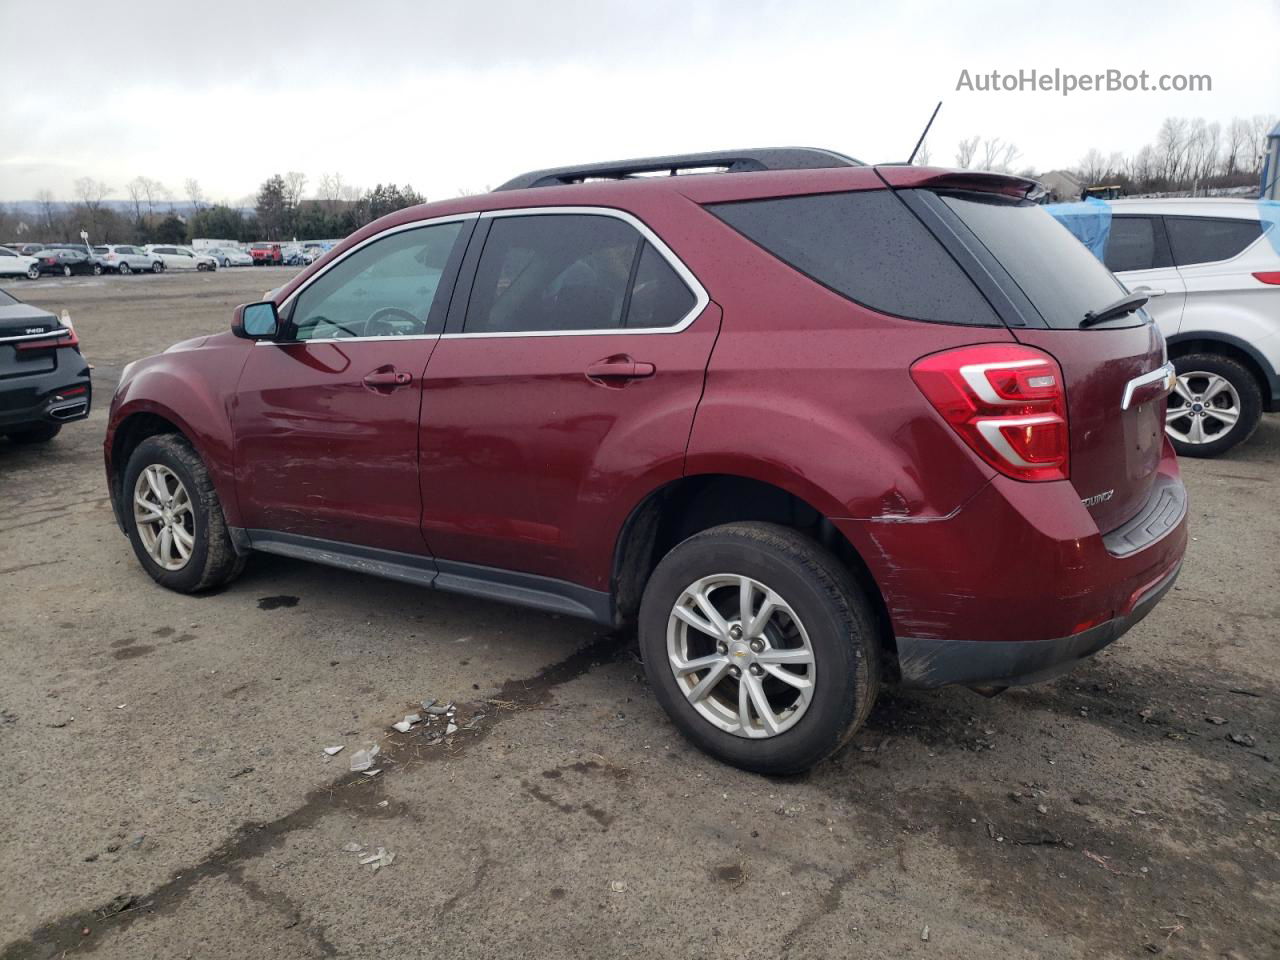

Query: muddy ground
left=0, top=268, right=1276, bottom=959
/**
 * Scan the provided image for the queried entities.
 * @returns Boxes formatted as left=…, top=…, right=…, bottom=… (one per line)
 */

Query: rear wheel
left=62, top=265, right=71, bottom=277
left=638, top=522, right=880, bottom=775
left=6, top=423, right=60, bottom=444
left=1166, top=353, right=1262, bottom=458
left=92, top=263, right=103, bottom=276
left=123, top=434, right=245, bottom=592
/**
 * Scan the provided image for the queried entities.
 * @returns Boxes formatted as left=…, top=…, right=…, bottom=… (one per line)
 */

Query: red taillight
left=17, top=329, right=79, bottom=351
left=1252, top=271, right=1280, bottom=285
left=910, top=344, right=1070, bottom=482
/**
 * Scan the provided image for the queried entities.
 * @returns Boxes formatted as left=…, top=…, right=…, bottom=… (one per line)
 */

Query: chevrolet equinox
left=105, top=149, right=1188, bottom=773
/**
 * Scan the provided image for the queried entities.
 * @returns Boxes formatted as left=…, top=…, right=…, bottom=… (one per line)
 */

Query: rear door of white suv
left=1105, top=214, right=1185, bottom=337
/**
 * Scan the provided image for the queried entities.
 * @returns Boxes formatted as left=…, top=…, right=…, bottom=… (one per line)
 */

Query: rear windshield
left=707, top=190, right=999, bottom=326
left=941, top=193, right=1135, bottom=329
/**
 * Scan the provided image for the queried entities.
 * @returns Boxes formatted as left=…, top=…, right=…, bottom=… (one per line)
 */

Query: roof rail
left=494, top=147, right=863, bottom=191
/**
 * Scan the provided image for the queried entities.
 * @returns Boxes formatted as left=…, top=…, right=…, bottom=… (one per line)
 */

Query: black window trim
left=445, top=206, right=709, bottom=339
left=1161, top=213, right=1265, bottom=268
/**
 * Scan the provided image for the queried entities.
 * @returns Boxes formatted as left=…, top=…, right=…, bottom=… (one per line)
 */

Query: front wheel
left=123, top=434, right=246, bottom=592
left=151, top=261, right=164, bottom=274
left=638, top=522, right=880, bottom=775
left=26, top=264, right=39, bottom=279
left=119, top=262, right=131, bottom=275
left=1166, top=353, right=1262, bottom=458
left=92, top=263, right=103, bottom=276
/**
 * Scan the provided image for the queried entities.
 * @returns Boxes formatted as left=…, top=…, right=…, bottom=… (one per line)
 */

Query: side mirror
left=232, top=301, right=280, bottom=340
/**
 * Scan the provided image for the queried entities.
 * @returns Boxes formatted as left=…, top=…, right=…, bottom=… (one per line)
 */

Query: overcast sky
left=1, top=0, right=1276, bottom=203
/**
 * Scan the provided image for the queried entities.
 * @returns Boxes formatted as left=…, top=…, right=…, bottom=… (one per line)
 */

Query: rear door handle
left=363, top=368, right=412, bottom=388
left=585, top=357, right=656, bottom=381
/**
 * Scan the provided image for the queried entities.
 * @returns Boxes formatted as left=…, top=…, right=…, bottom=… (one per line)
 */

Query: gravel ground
left=1, top=268, right=1277, bottom=960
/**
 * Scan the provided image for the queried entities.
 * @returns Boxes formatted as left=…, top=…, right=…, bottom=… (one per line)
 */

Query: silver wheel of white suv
left=667, top=573, right=816, bottom=739
left=133, top=464, right=195, bottom=571
left=1166, top=370, right=1240, bottom=446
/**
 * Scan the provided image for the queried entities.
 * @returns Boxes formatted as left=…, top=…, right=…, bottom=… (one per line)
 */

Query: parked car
left=105, top=148, right=1187, bottom=774
left=1100, top=198, right=1279, bottom=457
left=208, top=247, right=253, bottom=268
left=32, top=247, right=95, bottom=277
left=0, top=245, right=40, bottom=279
left=144, top=245, right=217, bottom=271
left=249, top=242, right=283, bottom=265
left=92, top=244, right=164, bottom=275
left=4, top=242, right=44, bottom=256
left=0, top=288, right=90, bottom=442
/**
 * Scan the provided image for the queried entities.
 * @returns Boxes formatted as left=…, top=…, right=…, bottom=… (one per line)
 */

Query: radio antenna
left=907, top=101, right=942, bottom=165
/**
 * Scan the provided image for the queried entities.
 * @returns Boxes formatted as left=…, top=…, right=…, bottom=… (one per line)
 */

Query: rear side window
left=1165, top=216, right=1262, bottom=267
left=465, top=214, right=697, bottom=334
left=1104, top=216, right=1160, bottom=273
left=941, top=193, right=1131, bottom=329
left=707, top=190, right=998, bottom=325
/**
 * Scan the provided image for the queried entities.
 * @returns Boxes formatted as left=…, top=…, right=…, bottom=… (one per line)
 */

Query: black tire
left=123, top=434, right=246, bottom=592
left=25, top=264, right=39, bottom=279
left=151, top=261, right=164, bottom=274
left=62, top=265, right=71, bottom=277
left=638, top=522, right=880, bottom=775
left=119, top=262, right=131, bottom=275
left=1168, top=353, right=1263, bottom=458
left=92, top=263, right=103, bottom=276
left=6, top=423, right=60, bottom=444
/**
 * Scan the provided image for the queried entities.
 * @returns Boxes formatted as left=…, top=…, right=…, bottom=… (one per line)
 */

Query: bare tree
left=1155, top=117, right=1190, bottom=183
left=130, top=176, right=167, bottom=220
left=913, top=140, right=931, bottom=166
left=1225, top=117, right=1250, bottom=175
left=184, top=178, right=207, bottom=212
left=1079, top=148, right=1107, bottom=185
left=74, top=177, right=111, bottom=238
left=125, top=178, right=146, bottom=223
left=34, top=189, right=58, bottom=233
left=283, top=171, right=308, bottom=210
left=954, top=136, right=979, bottom=169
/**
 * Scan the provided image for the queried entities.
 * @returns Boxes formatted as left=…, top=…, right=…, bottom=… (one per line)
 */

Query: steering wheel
left=301, top=314, right=361, bottom=339
left=366, top=306, right=422, bottom=337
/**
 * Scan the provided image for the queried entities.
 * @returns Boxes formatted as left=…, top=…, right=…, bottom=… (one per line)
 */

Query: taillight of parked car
left=16, top=326, right=79, bottom=352
left=1251, top=271, right=1280, bottom=285
left=910, top=344, right=1069, bottom=482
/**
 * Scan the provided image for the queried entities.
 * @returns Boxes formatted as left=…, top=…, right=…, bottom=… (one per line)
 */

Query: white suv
left=1103, top=198, right=1279, bottom=456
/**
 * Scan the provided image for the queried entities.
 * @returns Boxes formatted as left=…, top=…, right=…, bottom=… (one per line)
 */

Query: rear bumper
left=835, top=442, right=1188, bottom=689
left=894, top=558, right=1181, bottom=688
left=0, top=367, right=92, bottom=430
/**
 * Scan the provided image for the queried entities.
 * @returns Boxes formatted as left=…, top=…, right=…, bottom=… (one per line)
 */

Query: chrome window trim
left=261, top=205, right=708, bottom=347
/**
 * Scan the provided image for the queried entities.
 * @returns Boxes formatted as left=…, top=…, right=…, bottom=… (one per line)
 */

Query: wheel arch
left=610, top=473, right=898, bottom=678
left=1166, top=331, right=1279, bottom=411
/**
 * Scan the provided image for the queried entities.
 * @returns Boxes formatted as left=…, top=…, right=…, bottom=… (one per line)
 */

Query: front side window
left=290, top=221, right=464, bottom=340
left=1165, top=216, right=1262, bottom=267
left=1104, top=216, right=1159, bottom=273
left=0, top=248, right=13, bottom=258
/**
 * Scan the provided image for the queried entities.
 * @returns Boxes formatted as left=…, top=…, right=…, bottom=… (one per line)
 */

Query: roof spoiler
left=876, top=167, right=1044, bottom=200
left=495, top=147, right=863, bottom=191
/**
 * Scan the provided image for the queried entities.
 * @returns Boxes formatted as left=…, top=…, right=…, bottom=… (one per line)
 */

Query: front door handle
left=363, top=368, right=412, bottom=389
left=585, top=356, right=656, bottom=381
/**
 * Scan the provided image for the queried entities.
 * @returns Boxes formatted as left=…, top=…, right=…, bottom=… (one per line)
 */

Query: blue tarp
left=1043, top=197, right=1112, bottom=261
left=1260, top=200, right=1280, bottom=256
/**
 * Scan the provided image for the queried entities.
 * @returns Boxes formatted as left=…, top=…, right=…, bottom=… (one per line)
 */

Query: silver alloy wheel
left=120, top=262, right=131, bottom=275
left=667, top=573, right=816, bottom=739
left=133, top=464, right=195, bottom=571
left=1166, top=371, right=1241, bottom=445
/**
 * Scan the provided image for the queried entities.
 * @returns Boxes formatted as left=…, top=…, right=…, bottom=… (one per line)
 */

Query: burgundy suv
left=105, top=149, right=1188, bottom=773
